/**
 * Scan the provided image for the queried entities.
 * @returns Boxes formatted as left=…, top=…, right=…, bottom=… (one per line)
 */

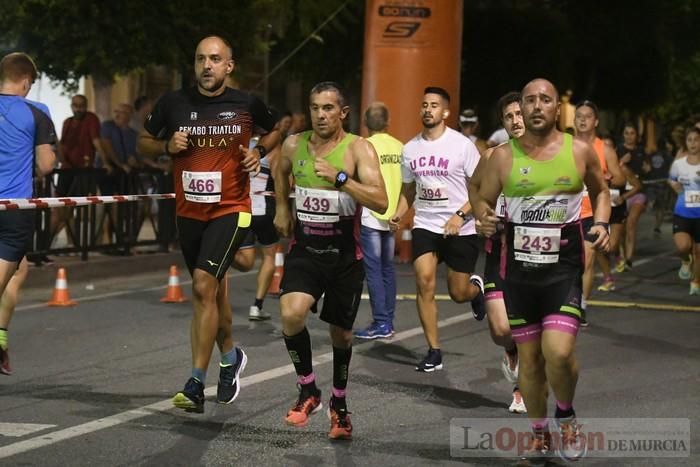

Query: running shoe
left=285, top=387, right=322, bottom=427
left=579, top=310, right=589, bottom=328
left=0, top=347, right=12, bottom=376
left=172, top=377, right=205, bottom=413
left=516, top=431, right=552, bottom=466
left=614, top=257, right=627, bottom=273
left=248, top=305, right=271, bottom=321
left=415, top=348, right=443, bottom=372
left=690, top=281, right=700, bottom=296
left=679, top=261, right=692, bottom=280
left=327, top=396, right=353, bottom=440
left=501, top=351, right=518, bottom=383
left=597, top=277, right=616, bottom=292
left=217, top=347, right=247, bottom=404
left=508, top=389, right=527, bottom=414
left=555, top=417, right=587, bottom=462
left=354, top=322, right=394, bottom=340
left=469, top=275, right=486, bottom=321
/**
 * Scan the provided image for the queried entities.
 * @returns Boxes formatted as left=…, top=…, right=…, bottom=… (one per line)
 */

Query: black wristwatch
left=593, top=221, right=610, bottom=231
left=455, top=209, right=468, bottom=221
left=334, top=171, right=349, bottom=189
left=254, top=144, right=267, bottom=159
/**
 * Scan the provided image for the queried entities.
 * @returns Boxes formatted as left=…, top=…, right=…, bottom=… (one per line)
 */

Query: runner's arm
left=138, top=129, right=166, bottom=158
left=619, top=165, right=643, bottom=200
left=581, top=142, right=611, bottom=225
left=35, top=144, right=56, bottom=176
left=345, top=137, right=387, bottom=214
left=604, top=144, right=626, bottom=187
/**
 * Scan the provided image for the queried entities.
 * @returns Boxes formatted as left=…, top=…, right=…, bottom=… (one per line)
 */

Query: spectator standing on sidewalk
left=355, top=102, right=403, bottom=339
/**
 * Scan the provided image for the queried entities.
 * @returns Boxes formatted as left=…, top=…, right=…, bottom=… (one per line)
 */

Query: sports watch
left=334, top=170, right=349, bottom=189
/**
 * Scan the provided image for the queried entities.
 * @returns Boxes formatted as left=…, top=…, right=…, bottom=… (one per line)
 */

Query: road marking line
left=588, top=300, right=700, bottom=312
left=15, top=270, right=257, bottom=312
left=0, top=423, right=57, bottom=437
left=0, top=313, right=472, bottom=459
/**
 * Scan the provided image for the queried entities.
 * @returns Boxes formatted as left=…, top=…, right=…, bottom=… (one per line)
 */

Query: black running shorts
left=505, top=272, right=583, bottom=332
left=411, top=228, right=479, bottom=274
left=673, top=214, right=700, bottom=243
left=0, top=211, right=34, bottom=262
left=239, top=214, right=280, bottom=249
left=280, top=245, right=365, bottom=330
left=177, top=212, right=251, bottom=280
left=610, top=204, right=627, bottom=224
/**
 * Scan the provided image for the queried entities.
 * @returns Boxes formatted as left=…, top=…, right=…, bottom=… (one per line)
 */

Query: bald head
left=194, top=35, right=235, bottom=96
left=364, top=102, right=389, bottom=133
left=522, top=78, right=559, bottom=102
left=196, top=36, right=233, bottom=60
left=520, top=78, right=560, bottom=135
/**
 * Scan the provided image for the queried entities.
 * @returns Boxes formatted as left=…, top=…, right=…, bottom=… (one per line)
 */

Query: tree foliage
left=0, top=0, right=347, bottom=90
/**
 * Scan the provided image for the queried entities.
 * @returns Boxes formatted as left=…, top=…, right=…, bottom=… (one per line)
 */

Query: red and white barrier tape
left=0, top=193, right=176, bottom=211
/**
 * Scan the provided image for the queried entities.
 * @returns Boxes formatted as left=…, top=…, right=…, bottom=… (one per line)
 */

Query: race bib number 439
left=295, top=187, right=339, bottom=223
left=514, top=226, right=561, bottom=264
left=183, top=171, right=221, bottom=203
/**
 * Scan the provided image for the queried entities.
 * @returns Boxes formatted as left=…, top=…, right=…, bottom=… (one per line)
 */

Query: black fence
left=28, top=168, right=176, bottom=261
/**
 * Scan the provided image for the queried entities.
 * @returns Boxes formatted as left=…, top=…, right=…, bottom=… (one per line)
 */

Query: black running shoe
left=415, top=348, right=443, bottom=372
left=217, top=347, right=247, bottom=404
left=172, top=377, right=205, bottom=413
left=470, top=275, right=486, bottom=321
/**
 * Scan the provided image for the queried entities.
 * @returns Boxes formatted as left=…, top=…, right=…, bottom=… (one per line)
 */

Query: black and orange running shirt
left=145, top=86, right=276, bottom=221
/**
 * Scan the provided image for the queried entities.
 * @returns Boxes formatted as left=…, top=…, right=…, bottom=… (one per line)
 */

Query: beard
left=422, top=116, right=440, bottom=129
left=197, top=74, right=225, bottom=93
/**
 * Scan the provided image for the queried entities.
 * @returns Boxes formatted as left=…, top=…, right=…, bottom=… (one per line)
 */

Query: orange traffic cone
left=47, top=267, right=77, bottom=307
left=161, top=265, right=187, bottom=303
left=267, top=244, right=285, bottom=296
left=398, top=228, right=412, bottom=264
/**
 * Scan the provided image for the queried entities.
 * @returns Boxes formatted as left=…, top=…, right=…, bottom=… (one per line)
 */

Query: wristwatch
left=334, top=171, right=349, bottom=189
left=455, top=209, right=468, bottom=221
left=254, top=144, right=267, bottom=159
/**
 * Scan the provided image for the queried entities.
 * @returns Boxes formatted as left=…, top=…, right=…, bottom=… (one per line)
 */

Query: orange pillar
left=361, top=1, right=464, bottom=141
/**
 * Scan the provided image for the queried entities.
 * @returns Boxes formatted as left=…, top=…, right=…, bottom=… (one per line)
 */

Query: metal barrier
left=23, top=168, right=176, bottom=261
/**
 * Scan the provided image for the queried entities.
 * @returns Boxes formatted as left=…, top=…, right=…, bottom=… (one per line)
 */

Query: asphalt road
left=0, top=219, right=697, bottom=466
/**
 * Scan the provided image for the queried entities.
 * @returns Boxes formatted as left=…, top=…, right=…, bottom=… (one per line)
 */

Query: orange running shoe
left=327, top=397, right=352, bottom=440
left=285, top=388, right=322, bottom=427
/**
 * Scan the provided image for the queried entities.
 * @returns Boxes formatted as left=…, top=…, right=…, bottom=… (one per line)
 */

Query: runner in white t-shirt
left=390, top=86, right=485, bottom=373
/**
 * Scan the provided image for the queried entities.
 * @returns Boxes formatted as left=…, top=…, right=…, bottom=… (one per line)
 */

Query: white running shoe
left=248, top=305, right=271, bottom=321
left=501, top=351, right=519, bottom=384
left=679, top=261, right=692, bottom=280
left=508, top=389, right=527, bottom=414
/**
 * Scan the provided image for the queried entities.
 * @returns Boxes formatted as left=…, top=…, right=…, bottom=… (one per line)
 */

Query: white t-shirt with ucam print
left=401, top=126, right=481, bottom=235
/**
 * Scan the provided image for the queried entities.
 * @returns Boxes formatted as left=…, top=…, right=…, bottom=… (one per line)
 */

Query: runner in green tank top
left=475, top=79, right=610, bottom=463
left=273, top=82, right=387, bottom=441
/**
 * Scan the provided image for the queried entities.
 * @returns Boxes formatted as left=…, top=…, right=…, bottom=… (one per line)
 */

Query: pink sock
left=556, top=400, right=572, bottom=411
left=297, top=373, right=315, bottom=385
left=332, top=387, right=346, bottom=398
left=530, top=417, right=548, bottom=431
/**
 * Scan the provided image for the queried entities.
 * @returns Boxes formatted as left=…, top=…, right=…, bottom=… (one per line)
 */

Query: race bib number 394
left=183, top=171, right=221, bottom=203
left=514, top=226, right=561, bottom=264
left=295, top=187, right=340, bottom=223
left=417, top=183, right=448, bottom=208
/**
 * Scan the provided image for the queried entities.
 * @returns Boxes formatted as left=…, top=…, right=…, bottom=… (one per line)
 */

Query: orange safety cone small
left=47, top=267, right=77, bottom=307
left=267, top=244, right=285, bottom=296
left=161, top=265, right=187, bottom=303
left=398, top=228, right=412, bottom=264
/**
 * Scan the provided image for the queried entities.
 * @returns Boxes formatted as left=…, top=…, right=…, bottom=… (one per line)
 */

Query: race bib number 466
left=514, top=226, right=561, bottom=264
left=183, top=171, right=221, bottom=203
left=295, top=187, right=339, bottom=223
